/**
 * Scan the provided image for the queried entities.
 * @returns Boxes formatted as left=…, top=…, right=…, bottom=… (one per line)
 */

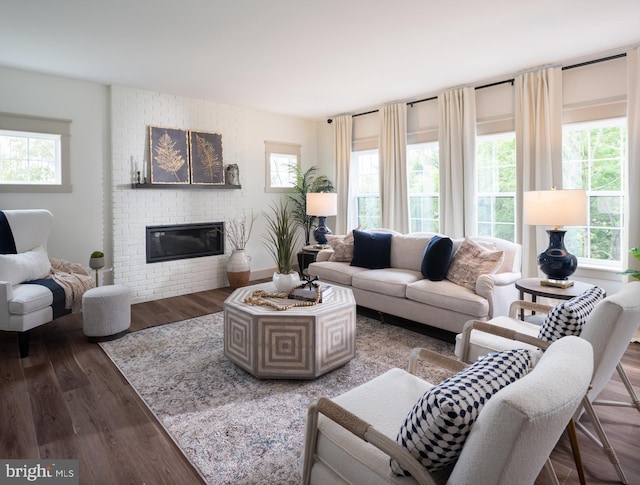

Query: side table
left=297, top=245, right=323, bottom=276
left=515, top=277, right=602, bottom=321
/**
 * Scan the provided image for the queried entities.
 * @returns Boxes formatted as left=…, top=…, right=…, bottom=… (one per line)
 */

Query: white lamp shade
left=306, top=192, right=337, bottom=216
left=523, top=189, right=587, bottom=227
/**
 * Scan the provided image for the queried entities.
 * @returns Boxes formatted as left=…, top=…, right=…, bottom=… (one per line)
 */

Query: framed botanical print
left=149, top=126, right=190, bottom=184
left=189, top=130, right=224, bottom=185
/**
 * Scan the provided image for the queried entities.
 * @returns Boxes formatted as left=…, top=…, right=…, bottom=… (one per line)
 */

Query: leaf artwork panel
left=189, top=131, right=224, bottom=185
left=149, top=127, right=190, bottom=184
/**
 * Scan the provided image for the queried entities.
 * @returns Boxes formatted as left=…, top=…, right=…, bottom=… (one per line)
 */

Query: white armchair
left=302, top=336, right=593, bottom=484
left=0, top=209, right=93, bottom=357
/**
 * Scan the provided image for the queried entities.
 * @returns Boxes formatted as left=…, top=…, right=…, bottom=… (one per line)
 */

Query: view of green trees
left=0, top=132, right=58, bottom=183
left=563, top=122, right=626, bottom=261
left=353, top=119, right=625, bottom=265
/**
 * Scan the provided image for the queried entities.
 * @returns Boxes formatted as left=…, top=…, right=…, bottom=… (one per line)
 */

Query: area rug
left=99, top=312, right=455, bottom=484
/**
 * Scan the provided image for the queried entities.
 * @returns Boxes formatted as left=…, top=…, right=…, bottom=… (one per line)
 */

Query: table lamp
left=306, top=192, right=337, bottom=245
left=524, top=189, right=587, bottom=287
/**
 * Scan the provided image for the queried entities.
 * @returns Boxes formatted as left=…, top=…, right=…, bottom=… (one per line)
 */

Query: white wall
left=111, top=86, right=321, bottom=302
left=0, top=67, right=110, bottom=269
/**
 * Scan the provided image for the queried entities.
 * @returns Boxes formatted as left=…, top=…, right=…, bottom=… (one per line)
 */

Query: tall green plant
left=263, top=200, right=300, bottom=274
left=619, top=247, right=640, bottom=280
left=287, top=165, right=335, bottom=245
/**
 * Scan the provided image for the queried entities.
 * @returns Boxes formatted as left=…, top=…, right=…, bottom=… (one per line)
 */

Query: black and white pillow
left=390, top=348, right=532, bottom=476
left=537, top=286, right=605, bottom=343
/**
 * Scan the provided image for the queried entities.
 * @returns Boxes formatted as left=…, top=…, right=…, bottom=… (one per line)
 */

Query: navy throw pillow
left=350, top=230, right=392, bottom=269
left=421, top=236, right=453, bottom=281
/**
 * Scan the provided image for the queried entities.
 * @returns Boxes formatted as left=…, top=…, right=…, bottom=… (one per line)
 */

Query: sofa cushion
left=352, top=269, right=422, bottom=298
left=308, top=261, right=368, bottom=286
left=390, top=233, right=432, bottom=271
left=8, top=283, right=53, bottom=314
left=326, top=232, right=355, bottom=262
left=391, top=348, right=532, bottom=475
left=0, top=245, right=51, bottom=285
left=351, top=230, right=392, bottom=269
left=406, top=279, right=489, bottom=317
left=421, top=235, right=453, bottom=281
left=538, top=286, right=605, bottom=343
left=446, top=238, right=504, bottom=291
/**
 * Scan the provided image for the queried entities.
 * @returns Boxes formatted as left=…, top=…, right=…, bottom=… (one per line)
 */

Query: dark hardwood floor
left=1, top=285, right=638, bottom=484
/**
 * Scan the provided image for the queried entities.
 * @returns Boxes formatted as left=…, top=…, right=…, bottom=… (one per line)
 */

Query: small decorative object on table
left=89, top=250, right=105, bottom=286
left=263, top=200, right=301, bottom=292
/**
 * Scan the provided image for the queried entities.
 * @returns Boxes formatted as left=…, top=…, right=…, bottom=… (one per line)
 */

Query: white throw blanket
left=49, top=257, right=95, bottom=312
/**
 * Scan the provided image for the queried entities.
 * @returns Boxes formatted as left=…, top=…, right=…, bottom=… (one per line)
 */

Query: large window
left=407, top=142, right=439, bottom=232
left=0, top=112, right=70, bottom=192
left=476, top=132, right=516, bottom=241
left=562, top=118, right=626, bottom=267
left=264, top=140, right=300, bottom=192
left=351, top=150, right=380, bottom=229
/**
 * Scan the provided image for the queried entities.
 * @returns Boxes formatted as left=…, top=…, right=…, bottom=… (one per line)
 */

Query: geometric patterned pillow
left=537, top=286, right=605, bottom=343
left=390, top=348, right=532, bottom=475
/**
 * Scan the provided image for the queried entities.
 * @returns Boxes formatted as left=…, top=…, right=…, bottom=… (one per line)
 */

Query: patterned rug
left=99, top=312, right=455, bottom=484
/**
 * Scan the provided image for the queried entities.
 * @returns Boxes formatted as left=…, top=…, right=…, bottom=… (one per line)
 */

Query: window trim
left=0, top=112, right=71, bottom=193
left=264, top=140, right=301, bottom=193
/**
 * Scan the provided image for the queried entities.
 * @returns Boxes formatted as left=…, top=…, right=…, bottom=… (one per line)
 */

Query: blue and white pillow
left=390, top=348, right=532, bottom=475
left=537, top=286, right=605, bottom=343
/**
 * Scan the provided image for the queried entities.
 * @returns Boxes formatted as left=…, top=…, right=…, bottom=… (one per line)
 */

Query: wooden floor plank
left=1, top=285, right=638, bottom=484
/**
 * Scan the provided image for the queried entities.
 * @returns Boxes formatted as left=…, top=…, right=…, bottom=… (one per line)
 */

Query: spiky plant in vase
left=263, top=200, right=301, bottom=292
left=225, top=211, right=257, bottom=290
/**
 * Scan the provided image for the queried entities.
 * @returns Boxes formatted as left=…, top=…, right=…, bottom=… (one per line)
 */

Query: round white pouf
left=82, top=284, right=131, bottom=340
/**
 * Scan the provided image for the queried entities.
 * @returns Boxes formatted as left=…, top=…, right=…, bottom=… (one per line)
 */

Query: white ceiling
left=2, top=0, right=640, bottom=120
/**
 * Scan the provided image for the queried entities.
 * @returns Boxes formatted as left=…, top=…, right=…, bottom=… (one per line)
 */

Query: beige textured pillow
left=327, top=232, right=355, bottom=262
left=446, top=238, right=504, bottom=291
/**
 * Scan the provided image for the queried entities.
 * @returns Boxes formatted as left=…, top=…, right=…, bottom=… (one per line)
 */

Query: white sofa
left=308, top=230, right=522, bottom=335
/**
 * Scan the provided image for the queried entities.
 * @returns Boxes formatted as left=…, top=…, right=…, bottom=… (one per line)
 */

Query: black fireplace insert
left=146, top=222, right=224, bottom=263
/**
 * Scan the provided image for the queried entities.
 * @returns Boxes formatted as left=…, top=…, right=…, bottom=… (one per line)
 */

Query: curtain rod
left=327, top=52, right=627, bottom=124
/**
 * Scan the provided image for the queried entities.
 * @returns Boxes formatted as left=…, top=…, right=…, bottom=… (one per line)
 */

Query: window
left=351, top=150, right=380, bottom=229
left=476, top=132, right=516, bottom=241
left=0, top=112, right=71, bottom=192
left=562, top=118, right=626, bottom=267
left=264, top=140, right=301, bottom=192
left=407, top=142, right=439, bottom=232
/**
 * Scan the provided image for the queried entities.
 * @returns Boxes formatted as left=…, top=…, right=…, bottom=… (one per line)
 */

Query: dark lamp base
left=313, top=216, right=332, bottom=245
left=538, top=229, right=578, bottom=280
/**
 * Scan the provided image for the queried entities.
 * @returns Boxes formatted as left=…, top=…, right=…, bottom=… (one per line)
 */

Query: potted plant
left=225, top=211, right=257, bottom=289
left=89, top=251, right=105, bottom=286
left=619, top=247, right=640, bottom=280
left=287, top=165, right=335, bottom=246
left=263, top=200, right=301, bottom=292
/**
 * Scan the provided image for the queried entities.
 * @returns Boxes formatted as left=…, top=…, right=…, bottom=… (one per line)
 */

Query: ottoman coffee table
left=223, top=282, right=356, bottom=379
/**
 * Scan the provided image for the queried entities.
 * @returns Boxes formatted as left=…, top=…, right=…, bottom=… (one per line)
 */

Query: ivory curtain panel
left=379, top=103, right=409, bottom=232
left=438, top=87, right=477, bottom=238
left=626, top=47, right=640, bottom=343
left=333, top=114, right=352, bottom=235
left=515, top=67, right=563, bottom=278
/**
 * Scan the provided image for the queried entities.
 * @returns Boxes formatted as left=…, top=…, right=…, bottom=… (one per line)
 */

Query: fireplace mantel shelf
left=132, top=183, right=241, bottom=190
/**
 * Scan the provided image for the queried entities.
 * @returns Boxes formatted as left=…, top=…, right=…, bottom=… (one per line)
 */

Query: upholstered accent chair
left=456, top=281, right=640, bottom=484
left=0, top=209, right=93, bottom=357
left=302, top=336, right=593, bottom=485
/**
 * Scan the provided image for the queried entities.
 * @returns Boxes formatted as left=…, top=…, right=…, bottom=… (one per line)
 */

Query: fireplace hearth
left=146, top=222, right=224, bottom=263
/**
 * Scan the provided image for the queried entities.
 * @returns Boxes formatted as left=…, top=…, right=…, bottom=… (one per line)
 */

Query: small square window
left=265, top=141, right=300, bottom=193
left=0, top=112, right=71, bottom=193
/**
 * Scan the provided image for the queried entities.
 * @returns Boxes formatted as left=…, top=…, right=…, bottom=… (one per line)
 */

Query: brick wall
left=111, top=86, right=248, bottom=303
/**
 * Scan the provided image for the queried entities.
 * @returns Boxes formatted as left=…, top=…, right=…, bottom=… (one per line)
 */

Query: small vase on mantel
left=227, top=249, right=251, bottom=290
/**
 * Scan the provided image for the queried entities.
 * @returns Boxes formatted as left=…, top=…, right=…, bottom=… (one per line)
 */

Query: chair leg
left=578, top=397, right=629, bottom=484
left=543, top=458, right=560, bottom=485
left=18, top=330, right=30, bottom=358
left=566, top=419, right=586, bottom=485
left=593, top=363, right=640, bottom=412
